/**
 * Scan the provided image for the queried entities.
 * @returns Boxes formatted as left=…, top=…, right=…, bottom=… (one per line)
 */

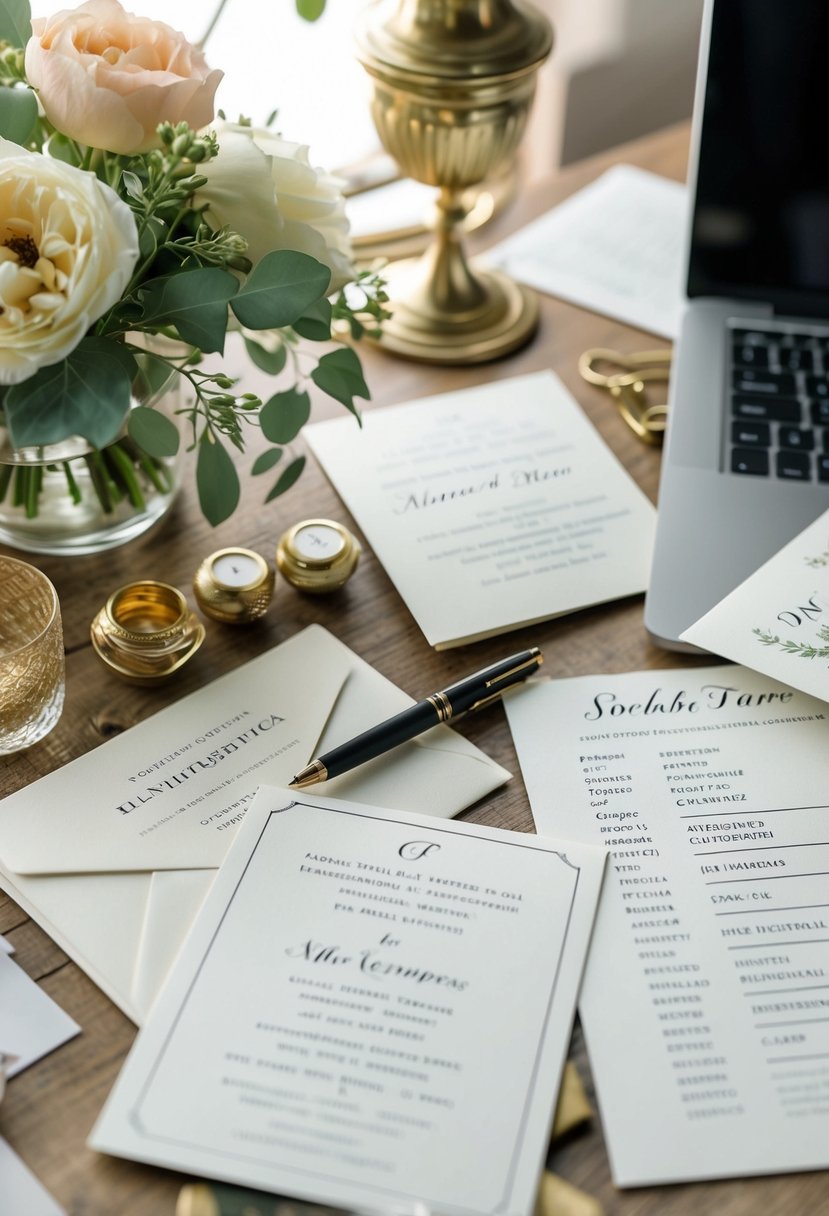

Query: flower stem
left=105, top=443, right=146, bottom=509
left=0, top=463, right=12, bottom=503
left=24, top=466, right=42, bottom=519
left=62, top=461, right=82, bottom=504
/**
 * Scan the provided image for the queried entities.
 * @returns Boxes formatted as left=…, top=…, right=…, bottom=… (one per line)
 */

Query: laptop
left=644, top=0, right=829, bottom=649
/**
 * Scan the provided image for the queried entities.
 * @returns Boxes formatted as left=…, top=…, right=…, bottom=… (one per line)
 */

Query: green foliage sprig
left=753, top=625, right=829, bottom=660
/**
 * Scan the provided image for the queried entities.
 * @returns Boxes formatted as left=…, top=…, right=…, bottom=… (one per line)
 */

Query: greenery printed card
left=682, top=507, right=829, bottom=703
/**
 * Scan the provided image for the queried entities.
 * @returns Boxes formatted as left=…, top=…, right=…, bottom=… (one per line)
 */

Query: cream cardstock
left=0, top=1137, right=65, bottom=1216
left=682, top=507, right=829, bottom=702
left=0, top=952, right=79, bottom=1077
left=91, top=787, right=605, bottom=1216
left=505, top=668, right=829, bottom=1186
left=0, top=625, right=508, bottom=1025
left=305, top=370, right=656, bottom=649
left=484, top=165, right=686, bottom=339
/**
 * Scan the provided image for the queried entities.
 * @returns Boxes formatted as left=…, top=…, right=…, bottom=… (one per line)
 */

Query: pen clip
left=482, top=652, right=543, bottom=692
left=462, top=651, right=543, bottom=715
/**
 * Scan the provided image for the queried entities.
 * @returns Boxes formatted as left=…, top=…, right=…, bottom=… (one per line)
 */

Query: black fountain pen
left=289, top=646, right=543, bottom=789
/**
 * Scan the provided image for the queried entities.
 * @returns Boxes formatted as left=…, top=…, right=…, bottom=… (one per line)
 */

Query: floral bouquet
left=0, top=0, right=384, bottom=537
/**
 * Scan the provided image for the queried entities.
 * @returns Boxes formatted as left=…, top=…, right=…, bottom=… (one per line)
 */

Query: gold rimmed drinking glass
left=0, top=556, right=65, bottom=754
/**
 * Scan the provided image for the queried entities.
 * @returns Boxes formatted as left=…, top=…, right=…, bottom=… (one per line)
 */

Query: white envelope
left=0, top=625, right=509, bottom=1024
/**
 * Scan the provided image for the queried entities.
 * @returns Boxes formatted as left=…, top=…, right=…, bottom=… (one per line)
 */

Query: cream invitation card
left=682, top=508, right=829, bottom=701
left=305, top=371, right=656, bottom=649
left=505, top=668, right=829, bottom=1186
left=0, top=952, right=79, bottom=1077
left=0, top=625, right=508, bottom=1024
left=91, top=787, right=605, bottom=1216
left=484, top=165, right=686, bottom=339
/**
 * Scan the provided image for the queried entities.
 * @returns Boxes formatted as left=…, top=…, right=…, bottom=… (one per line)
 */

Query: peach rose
left=25, top=0, right=222, bottom=155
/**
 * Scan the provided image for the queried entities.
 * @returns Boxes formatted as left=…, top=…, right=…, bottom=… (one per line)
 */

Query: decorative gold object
left=276, top=519, right=361, bottom=593
left=90, top=580, right=204, bottom=684
left=355, top=0, right=553, bottom=364
left=578, top=347, right=671, bottom=446
left=193, top=548, right=275, bottom=624
left=0, top=556, right=65, bottom=754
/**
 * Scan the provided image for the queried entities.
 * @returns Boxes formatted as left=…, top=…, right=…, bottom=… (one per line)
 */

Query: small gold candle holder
left=90, top=581, right=205, bottom=684
left=276, top=519, right=361, bottom=593
left=193, top=548, right=275, bottom=623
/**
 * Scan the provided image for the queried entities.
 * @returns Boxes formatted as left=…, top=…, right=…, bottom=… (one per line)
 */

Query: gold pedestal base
left=372, top=258, right=539, bottom=365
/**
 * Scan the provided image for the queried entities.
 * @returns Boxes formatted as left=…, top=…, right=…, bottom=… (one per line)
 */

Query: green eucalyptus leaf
left=139, top=268, right=237, bottom=353
left=128, top=407, right=180, bottom=459
left=230, top=250, right=330, bottom=331
left=251, top=447, right=283, bottom=476
left=266, top=454, right=306, bottom=502
left=293, top=297, right=333, bottom=342
left=121, top=170, right=144, bottom=201
left=310, top=346, right=369, bottom=418
left=196, top=436, right=240, bottom=526
left=259, top=388, right=311, bottom=445
left=0, top=0, right=32, bottom=48
left=0, top=86, right=36, bottom=145
left=244, top=336, right=287, bottom=376
left=296, top=0, right=325, bottom=19
left=5, top=338, right=135, bottom=450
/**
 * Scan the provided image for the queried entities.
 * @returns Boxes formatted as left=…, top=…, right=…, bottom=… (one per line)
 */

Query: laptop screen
left=688, top=0, right=829, bottom=314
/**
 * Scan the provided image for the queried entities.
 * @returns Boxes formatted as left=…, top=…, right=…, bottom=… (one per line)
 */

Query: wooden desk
left=2, top=120, right=826, bottom=1216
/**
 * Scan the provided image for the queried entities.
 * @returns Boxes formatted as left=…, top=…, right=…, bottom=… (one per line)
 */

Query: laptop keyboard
left=728, top=324, right=829, bottom=482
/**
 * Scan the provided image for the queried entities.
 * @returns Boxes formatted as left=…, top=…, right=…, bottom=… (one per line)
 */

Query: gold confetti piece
left=551, top=1060, right=593, bottom=1140
left=534, top=1169, right=604, bottom=1216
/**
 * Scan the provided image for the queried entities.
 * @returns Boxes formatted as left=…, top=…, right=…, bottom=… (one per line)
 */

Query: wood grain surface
left=2, top=120, right=826, bottom=1215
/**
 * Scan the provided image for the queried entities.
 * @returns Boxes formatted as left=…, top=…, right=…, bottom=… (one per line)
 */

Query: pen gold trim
left=290, top=646, right=542, bottom=788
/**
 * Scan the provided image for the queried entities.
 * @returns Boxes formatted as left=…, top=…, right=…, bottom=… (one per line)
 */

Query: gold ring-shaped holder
left=90, top=580, right=205, bottom=684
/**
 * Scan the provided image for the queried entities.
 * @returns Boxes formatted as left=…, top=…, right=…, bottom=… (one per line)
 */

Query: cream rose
left=197, top=121, right=354, bottom=295
left=25, top=0, right=222, bottom=155
left=0, top=139, right=139, bottom=385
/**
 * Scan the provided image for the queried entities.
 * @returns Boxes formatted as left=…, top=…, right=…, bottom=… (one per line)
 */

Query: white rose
left=0, top=139, right=139, bottom=385
left=197, top=121, right=354, bottom=294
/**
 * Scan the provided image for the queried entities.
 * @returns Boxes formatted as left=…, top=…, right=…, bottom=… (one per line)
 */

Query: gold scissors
left=578, top=347, right=672, bottom=446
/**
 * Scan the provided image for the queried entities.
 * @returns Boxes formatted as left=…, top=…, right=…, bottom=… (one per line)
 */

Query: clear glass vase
left=0, top=351, right=183, bottom=557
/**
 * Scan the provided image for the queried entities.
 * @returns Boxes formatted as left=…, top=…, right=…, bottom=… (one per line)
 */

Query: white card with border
left=505, top=668, right=829, bottom=1186
left=682, top=507, right=829, bottom=701
left=305, top=370, right=656, bottom=649
left=90, top=786, right=605, bottom=1216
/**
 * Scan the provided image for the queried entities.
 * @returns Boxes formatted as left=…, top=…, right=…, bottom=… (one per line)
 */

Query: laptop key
left=732, top=395, right=801, bottom=423
left=776, top=450, right=812, bottom=480
left=810, top=398, right=829, bottom=425
left=731, top=420, right=771, bottom=447
left=732, top=369, right=797, bottom=395
left=731, top=448, right=769, bottom=476
left=778, top=425, right=815, bottom=450
left=818, top=456, right=829, bottom=483
left=732, top=343, right=769, bottom=368
left=777, top=347, right=815, bottom=372
left=806, top=374, right=829, bottom=399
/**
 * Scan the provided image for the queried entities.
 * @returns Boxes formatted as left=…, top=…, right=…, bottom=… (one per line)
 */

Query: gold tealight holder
left=90, top=581, right=205, bottom=684
left=193, top=548, right=275, bottom=624
left=276, top=519, right=361, bottom=593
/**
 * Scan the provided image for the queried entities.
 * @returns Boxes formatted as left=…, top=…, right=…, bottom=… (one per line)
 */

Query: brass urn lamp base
left=356, top=0, right=553, bottom=366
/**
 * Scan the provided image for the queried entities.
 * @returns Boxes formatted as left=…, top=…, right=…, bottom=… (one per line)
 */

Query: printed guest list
left=505, top=668, right=829, bottom=1186
left=91, top=788, right=605, bottom=1216
left=305, top=371, right=656, bottom=648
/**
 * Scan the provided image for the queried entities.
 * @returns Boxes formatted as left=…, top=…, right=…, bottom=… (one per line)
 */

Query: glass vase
left=0, top=352, right=184, bottom=557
